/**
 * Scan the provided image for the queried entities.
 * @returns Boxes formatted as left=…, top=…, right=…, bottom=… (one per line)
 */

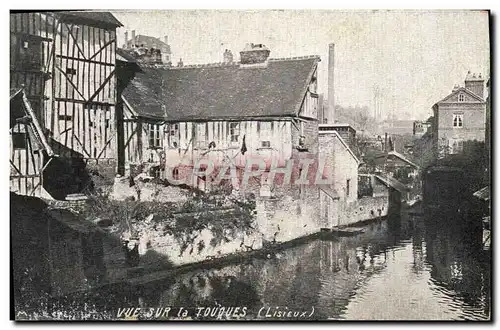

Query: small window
left=150, top=166, right=162, bottom=178
left=173, top=167, right=180, bottom=180
left=261, top=141, right=271, bottom=148
left=66, top=67, right=77, bottom=75
left=148, top=123, right=162, bottom=148
left=346, top=179, right=351, bottom=197
left=58, top=114, right=72, bottom=121
left=453, top=114, right=464, bottom=128
left=168, top=123, right=179, bottom=148
left=12, top=133, right=26, bottom=149
left=458, top=93, right=465, bottom=102
left=196, top=123, right=207, bottom=148
left=229, top=122, right=240, bottom=143
left=16, top=36, right=42, bottom=69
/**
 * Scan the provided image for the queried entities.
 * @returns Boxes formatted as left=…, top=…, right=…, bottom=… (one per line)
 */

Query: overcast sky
left=112, top=10, right=490, bottom=120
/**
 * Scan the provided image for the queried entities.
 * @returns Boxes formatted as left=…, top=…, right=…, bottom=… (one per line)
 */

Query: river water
left=14, top=207, right=491, bottom=321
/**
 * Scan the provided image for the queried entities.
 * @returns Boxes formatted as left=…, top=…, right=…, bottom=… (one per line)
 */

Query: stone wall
left=342, top=196, right=389, bottom=226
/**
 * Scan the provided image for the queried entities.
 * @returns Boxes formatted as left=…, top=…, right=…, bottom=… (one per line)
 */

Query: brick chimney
left=465, top=71, right=485, bottom=99
left=131, top=30, right=136, bottom=46
left=223, top=49, right=233, bottom=63
left=124, top=31, right=128, bottom=48
left=327, top=43, right=335, bottom=124
left=239, top=43, right=270, bottom=65
left=164, top=35, right=168, bottom=45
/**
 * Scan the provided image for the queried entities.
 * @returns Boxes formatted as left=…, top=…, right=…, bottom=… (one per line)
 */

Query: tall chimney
left=131, top=30, right=136, bottom=44
left=164, top=35, right=168, bottom=45
left=327, top=43, right=335, bottom=124
left=124, top=31, right=128, bottom=48
left=384, top=132, right=388, bottom=152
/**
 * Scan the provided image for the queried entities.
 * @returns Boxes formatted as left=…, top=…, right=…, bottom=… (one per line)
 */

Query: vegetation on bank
left=80, top=187, right=257, bottom=257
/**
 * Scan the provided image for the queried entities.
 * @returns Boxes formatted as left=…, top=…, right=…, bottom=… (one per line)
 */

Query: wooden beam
left=54, top=64, right=86, bottom=101
left=54, top=98, right=115, bottom=107
left=10, top=175, right=40, bottom=179
left=87, top=69, right=115, bottom=103
left=64, top=22, right=86, bottom=60
left=9, top=160, right=23, bottom=176
left=89, top=38, right=115, bottom=61
left=96, top=136, right=114, bottom=159
left=72, top=134, right=91, bottom=158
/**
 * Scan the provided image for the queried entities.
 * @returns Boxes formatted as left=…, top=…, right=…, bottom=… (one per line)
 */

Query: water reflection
left=13, top=199, right=490, bottom=320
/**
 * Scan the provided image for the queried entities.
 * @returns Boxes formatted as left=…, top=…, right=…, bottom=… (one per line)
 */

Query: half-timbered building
left=10, top=11, right=123, bottom=198
left=10, top=89, right=54, bottom=197
left=120, top=44, right=321, bottom=193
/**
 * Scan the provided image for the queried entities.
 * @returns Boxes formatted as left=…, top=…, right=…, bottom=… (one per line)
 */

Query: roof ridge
left=268, top=55, right=321, bottom=61
left=136, top=55, right=321, bottom=70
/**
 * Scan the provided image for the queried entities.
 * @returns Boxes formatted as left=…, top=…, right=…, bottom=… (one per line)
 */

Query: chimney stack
left=240, top=43, right=270, bottom=65
left=124, top=31, right=128, bottom=48
left=131, top=30, right=136, bottom=44
left=327, top=43, right=335, bottom=124
left=164, top=35, right=168, bottom=45
left=465, top=71, right=485, bottom=99
left=223, top=49, right=233, bottom=64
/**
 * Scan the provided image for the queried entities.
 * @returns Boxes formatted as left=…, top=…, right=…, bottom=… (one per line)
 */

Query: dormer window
left=458, top=93, right=465, bottom=102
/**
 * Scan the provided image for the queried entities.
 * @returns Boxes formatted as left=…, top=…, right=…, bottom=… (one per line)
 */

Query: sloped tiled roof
left=374, top=175, right=409, bottom=193
left=387, top=150, right=419, bottom=169
left=122, top=56, right=320, bottom=121
left=57, top=11, right=123, bottom=28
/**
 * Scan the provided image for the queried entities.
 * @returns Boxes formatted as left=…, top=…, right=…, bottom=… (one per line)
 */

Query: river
left=13, top=203, right=491, bottom=321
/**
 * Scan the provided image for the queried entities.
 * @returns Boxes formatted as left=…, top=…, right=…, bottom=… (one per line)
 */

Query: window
left=451, top=139, right=464, bottom=154
left=66, top=67, right=77, bottom=75
left=58, top=115, right=72, bottom=121
left=259, top=121, right=272, bottom=148
left=453, top=114, right=464, bottom=128
left=168, top=123, right=179, bottom=148
left=12, top=133, right=26, bottom=149
left=458, top=93, right=465, bottom=102
left=196, top=123, right=207, bottom=148
left=148, top=124, right=162, bottom=148
left=14, top=36, right=42, bottom=69
left=346, top=179, right=351, bottom=197
left=261, top=141, right=271, bottom=148
left=173, top=167, right=180, bottom=180
left=229, top=122, right=240, bottom=143
left=150, top=166, right=162, bottom=178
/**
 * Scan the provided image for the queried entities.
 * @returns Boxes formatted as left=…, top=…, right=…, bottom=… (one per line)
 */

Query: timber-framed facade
left=10, top=11, right=123, bottom=198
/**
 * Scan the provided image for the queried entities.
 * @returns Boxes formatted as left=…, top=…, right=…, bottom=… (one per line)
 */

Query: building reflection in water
left=12, top=195, right=490, bottom=320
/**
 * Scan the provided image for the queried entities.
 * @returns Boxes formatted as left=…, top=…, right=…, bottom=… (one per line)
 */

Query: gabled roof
left=387, top=150, right=419, bottom=169
left=318, top=185, right=340, bottom=200
left=122, top=56, right=320, bottom=121
left=374, top=175, right=409, bottom=193
left=332, top=130, right=359, bottom=163
left=434, top=87, right=485, bottom=106
left=57, top=11, right=123, bottom=29
left=116, top=48, right=137, bottom=63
